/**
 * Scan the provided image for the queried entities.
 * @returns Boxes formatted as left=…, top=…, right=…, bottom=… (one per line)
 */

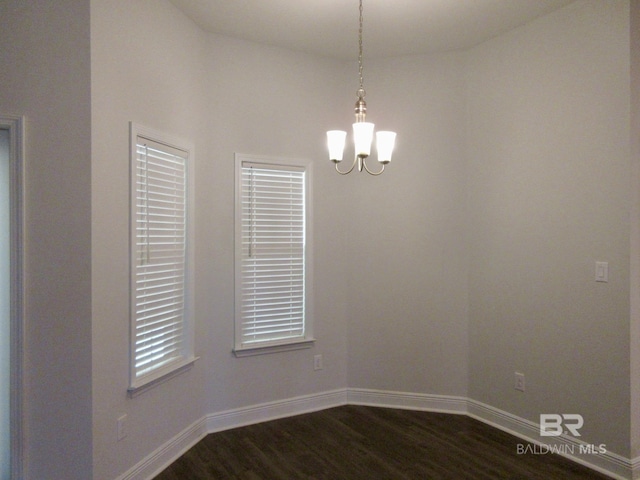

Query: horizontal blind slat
left=238, top=162, right=306, bottom=346
left=133, top=136, right=189, bottom=379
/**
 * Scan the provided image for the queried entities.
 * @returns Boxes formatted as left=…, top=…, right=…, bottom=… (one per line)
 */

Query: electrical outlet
left=514, top=372, right=525, bottom=392
left=117, top=414, right=128, bottom=441
left=313, top=354, right=323, bottom=371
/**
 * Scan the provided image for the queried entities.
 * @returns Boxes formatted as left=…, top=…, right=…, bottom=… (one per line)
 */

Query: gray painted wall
left=630, top=0, right=640, bottom=462
left=466, top=0, right=630, bottom=455
left=0, top=1, right=93, bottom=478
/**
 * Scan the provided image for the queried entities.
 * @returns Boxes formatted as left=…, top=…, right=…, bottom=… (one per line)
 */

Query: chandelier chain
left=358, top=0, right=365, bottom=97
left=327, top=0, right=395, bottom=175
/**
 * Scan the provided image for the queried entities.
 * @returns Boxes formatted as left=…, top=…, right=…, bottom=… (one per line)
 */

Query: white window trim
left=233, top=153, right=314, bottom=357
left=128, top=123, right=197, bottom=394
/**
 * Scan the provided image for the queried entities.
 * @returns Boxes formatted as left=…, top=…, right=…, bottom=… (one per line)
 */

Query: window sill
left=233, top=339, right=315, bottom=357
left=128, top=356, right=199, bottom=397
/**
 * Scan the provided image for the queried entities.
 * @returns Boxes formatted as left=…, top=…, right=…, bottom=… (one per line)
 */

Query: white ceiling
left=169, top=0, right=576, bottom=60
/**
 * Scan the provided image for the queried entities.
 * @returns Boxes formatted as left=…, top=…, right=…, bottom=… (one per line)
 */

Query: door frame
left=1, top=114, right=24, bottom=480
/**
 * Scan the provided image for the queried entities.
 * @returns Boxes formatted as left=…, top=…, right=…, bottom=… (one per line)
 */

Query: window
left=234, top=154, right=313, bottom=356
left=129, top=123, right=196, bottom=392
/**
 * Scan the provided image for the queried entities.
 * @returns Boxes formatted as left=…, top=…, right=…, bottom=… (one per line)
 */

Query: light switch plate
left=595, top=261, right=608, bottom=283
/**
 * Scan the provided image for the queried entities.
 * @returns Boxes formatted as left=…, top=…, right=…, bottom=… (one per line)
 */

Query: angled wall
left=345, top=51, right=470, bottom=398
left=0, top=1, right=93, bottom=478
left=90, top=1, right=351, bottom=478
left=466, top=0, right=631, bottom=455
left=90, top=1, right=209, bottom=478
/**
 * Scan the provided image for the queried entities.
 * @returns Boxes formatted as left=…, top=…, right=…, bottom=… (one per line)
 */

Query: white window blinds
left=235, top=158, right=311, bottom=352
left=130, top=125, right=195, bottom=390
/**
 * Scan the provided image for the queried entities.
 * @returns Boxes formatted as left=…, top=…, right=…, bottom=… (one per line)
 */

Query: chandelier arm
left=334, top=157, right=359, bottom=175
left=361, top=157, right=385, bottom=176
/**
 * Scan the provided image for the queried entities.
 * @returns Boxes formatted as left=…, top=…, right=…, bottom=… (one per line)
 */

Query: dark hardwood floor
left=154, top=405, right=612, bottom=479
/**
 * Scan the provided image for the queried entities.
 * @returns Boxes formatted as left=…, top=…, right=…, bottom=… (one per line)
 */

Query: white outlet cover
left=117, top=414, right=128, bottom=441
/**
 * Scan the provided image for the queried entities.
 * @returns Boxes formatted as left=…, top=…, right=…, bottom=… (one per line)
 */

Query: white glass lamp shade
left=352, top=122, right=374, bottom=158
left=376, top=131, right=396, bottom=164
left=327, top=130, right=347, bottom=162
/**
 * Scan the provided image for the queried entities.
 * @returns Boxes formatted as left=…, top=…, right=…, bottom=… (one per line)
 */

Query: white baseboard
left=466, top=398, right=632, bottom=480
left=119, top=388, right=636, bottom=480
left=117, top=417, right=206, bottom=480
left=631, top=456, right=640, bottom=479
left=347, top=387, right=468, bottom=414
left=347, top=390, right=634, bottom=479
left=205, top=388, right=348, bottom=433
left=119, top=389, right=348, bottom=480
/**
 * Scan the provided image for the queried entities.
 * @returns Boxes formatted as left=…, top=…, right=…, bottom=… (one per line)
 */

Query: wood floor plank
left=153, top=405, right=612, bottom=479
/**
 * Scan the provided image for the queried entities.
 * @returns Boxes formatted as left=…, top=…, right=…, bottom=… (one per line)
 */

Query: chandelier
left=327, top=0, right=396, bottom=176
